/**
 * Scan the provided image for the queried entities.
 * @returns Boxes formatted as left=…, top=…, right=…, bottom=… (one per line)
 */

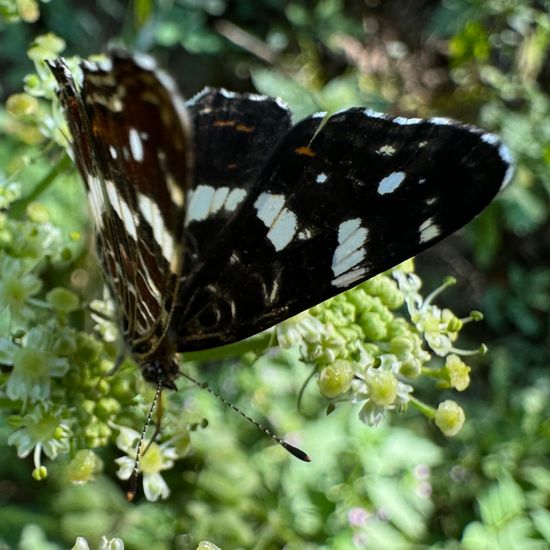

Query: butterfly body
left=47, top=51, right=513, bottom=388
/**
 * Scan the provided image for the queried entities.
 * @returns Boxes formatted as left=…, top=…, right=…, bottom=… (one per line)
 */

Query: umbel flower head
left=276, top=261, right=479, bottom=434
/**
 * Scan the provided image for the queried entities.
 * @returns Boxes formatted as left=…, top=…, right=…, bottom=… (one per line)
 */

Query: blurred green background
left=1, top=1, right=550, bottom=549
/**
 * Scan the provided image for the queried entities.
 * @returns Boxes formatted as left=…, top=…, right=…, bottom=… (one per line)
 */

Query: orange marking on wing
left=295, top=146, right=316, bottom=157
left=236, top=124, right=254, bottom=132
left=213, top=120, right=236, bottom=127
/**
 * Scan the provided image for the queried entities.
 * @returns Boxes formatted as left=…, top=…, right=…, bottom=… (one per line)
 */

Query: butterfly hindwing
left=174, top=109, right=512, bottom=350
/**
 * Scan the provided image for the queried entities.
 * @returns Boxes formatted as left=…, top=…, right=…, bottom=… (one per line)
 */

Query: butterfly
left=47, top=50, right=513, bottom=403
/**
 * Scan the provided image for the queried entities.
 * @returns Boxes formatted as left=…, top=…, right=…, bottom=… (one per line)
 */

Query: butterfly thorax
left=131, top=330, right=180, bottom=390
left=140, top=355, right=179, bottom=390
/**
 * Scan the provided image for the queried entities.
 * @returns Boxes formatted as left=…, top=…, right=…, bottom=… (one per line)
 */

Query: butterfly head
left=141, top=357, right=179, bottom=390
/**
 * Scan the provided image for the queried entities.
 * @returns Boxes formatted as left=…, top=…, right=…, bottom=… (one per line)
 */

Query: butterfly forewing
left=48, top=53, right=192, bottom=360
left=174, top=109, right=512, bottom=350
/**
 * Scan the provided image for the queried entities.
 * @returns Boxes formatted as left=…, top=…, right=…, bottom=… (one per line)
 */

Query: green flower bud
left=28, top=33, right=66, bottom=61
left=53, top=333, right=77, bottom=356
left=399, top=358, right=421, bottom=378
left=359, top=312, right=388, bottom=341
left=16, top=0, right=40, bottom=23
left=46, top=287, right=79, bottom=313
left=367, top=370, right=397, bottom=406
left=317, top=360, right=354, bottom=398
left=27, top=202, right=49, bottom=223
left=81, top=400, right=95, bottom=416
left=435, top=400, right=465, bottom=436
left=32, top=465, right=48, bottom=480
left=347, top=288, right=369, bottom=314
left=76, top=333, right=102, bottom=362
left=362, top=343, right=380, bottom=357
left=445, top=354, right=471, bottom=391
left=95, top=398, right=121, bottom=419
left=389, top=336, right=413, bottom=356
left=111, top=378, right=132, bottom=401
left=6, top=93, right=39, bottom=117
left=66, top=449, right=103, bottom=484
left=23, top=74, right=41, bottom=93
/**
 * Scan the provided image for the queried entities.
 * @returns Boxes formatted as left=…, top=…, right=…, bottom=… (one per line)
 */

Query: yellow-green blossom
left=114, top=425, right=179, bottom=502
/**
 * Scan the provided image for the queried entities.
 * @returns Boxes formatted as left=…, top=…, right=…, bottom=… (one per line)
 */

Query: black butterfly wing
left=48, top=53, right=192, bottom=359
left=174, top=108, right=512, bottom=350
left=184, top=88, right=291, bottom=266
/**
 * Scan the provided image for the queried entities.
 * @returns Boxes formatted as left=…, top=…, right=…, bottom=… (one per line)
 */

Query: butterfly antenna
left=178, top=369, right=311, bottom=462
left=127, top=374, right=163, bottom=502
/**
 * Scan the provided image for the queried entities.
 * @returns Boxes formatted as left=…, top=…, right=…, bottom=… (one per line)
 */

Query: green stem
left=181, top=332, right=273, bottom=363
left=409, top=395, right=436, bottom=418
left=10, top=154, right=73, bottom=219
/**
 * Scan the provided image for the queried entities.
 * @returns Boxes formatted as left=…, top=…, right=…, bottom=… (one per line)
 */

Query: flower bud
left=435, top=400, right=465, bottom=436
left=317, top=360, right=354, bottom=398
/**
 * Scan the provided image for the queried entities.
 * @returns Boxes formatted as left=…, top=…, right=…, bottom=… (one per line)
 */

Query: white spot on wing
left=316, top=173, right=328, bottom=184
left=81, top=60, right=98, bottom=72
left=419, top=217, right=441, bottom=243
left=332, top=218, right=369, bottom=278
left=429, top=117, right=454, bottom=126
left=254, top=192, right=297, bottom=251
left=138, top=193, right=175, bottom=264
left=220, top=88, right=238, bottom=99
left=393, top=116, right=422, bottom=125
left=254, top=193, right=285, bottom=227
left=129, top=128, right=144, bottom=162
left=186, top=185, right=215, bottom=223
left=481, top=133, right=515, bottom=188
left=377, top=144, right=396, bottom=156
left=186, top=185, right=247, bottom=224
left=378, top=171, right=406, bottom=195
left=211, top=187, right=230, bottom=213
left=225, top=188, right=247, bottom=211
left=86, top=93, right=123, bottom=112
left=96, top=58, right=113, bottom=72
left=267, top=209, right=298, bottom=251
left=332, top=267, right=367, bottom=288
left=167, top=175, right=184, bottom=207
left=133, top=53, right=156, bottom=71
left=363, top=108, right=387, bottom=119
left=86, top=175, right=105, bottom=228
left=105, top=180, right=139, bottom=240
